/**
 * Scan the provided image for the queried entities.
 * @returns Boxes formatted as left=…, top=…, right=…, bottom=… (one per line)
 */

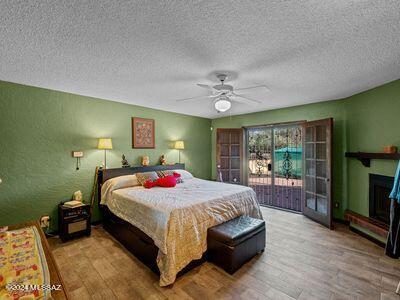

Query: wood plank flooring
left=48, top=207, right=400, bottom=299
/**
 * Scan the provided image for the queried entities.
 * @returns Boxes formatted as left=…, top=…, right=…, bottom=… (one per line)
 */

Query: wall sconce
left=72, top=151, right=84, bottom=170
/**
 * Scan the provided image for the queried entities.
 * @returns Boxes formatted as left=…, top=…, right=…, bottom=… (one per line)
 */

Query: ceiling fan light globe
left=214, top=99, right=231, bottom=112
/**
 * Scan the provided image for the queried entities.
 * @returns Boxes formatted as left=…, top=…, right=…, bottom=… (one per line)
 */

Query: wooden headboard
left=97, top=163, right=185, bottom=204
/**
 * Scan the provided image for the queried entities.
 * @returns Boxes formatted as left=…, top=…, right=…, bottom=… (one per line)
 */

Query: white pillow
left=101, top=175, right=139, bottom=204
left=173, top=169, right=194, bottom=180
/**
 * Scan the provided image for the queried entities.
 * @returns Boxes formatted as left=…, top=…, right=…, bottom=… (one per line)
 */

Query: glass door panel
left=305, top=160, right=315, bottom=176
left=220, top=144, right=229, bottom=156
left=317, top=195, right=328, bottom=214
left=305, top=143, right=315, bottom=159
left=231, top=144, right=240, bottom=157
left=273, top=126, right=302, bottom=211
left=316, top=178, right=327, bottom=195
left=316, top=161, right=326, bottom=177
left=247, top=128, right=273, bottom=206
left=306, top=127, right=314, bottom=142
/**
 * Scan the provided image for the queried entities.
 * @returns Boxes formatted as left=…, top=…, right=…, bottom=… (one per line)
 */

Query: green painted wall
left=211, top=79, right=400, bottom=219
left=0, top=79, right=398, bottom=228
left=0, top=81, right=211, bottom=229
left=345, top=81, right=400, bottom=217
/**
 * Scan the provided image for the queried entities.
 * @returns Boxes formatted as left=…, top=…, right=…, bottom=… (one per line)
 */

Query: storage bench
left=207, top=216, right=266, bottom=274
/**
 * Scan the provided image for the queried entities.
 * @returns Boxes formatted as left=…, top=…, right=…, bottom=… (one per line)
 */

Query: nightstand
left=58, top=203, right=91, bottom=242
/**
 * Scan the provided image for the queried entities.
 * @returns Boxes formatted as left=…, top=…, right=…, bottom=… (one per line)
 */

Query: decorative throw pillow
left=136, top=171, right=159, bottom=186
left=157, top=170, right=183, bottom=183
left=143, top=176, right=177, bottom=189
left=156, top=170, right=173, bottom=177
left=157, top=175, right=177, bottom=187
left=143, top=179, right=157, bottom=189
left=173, top=172, right=183, bottom=184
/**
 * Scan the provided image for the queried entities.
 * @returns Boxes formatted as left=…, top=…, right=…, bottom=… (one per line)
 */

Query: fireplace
left=369, top=174, right=394, bottom=225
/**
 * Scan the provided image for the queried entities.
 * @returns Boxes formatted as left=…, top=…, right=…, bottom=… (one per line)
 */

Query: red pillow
left=144, top=176, right=177, bottom=188
left=156, top=175, right=177, bottom=187
left=143, top=179, right=157, bottom=189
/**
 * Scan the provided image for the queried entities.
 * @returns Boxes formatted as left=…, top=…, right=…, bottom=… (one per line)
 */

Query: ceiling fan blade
left=234, top=85, right=270, bottom=92
left=175, top=95, right=213, bottom=102
left=232, top=92, right=262, bottom=104
left=197, top=83, right=214, bottom=90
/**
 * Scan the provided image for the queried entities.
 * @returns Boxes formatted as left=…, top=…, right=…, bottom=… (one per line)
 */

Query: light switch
left=72, top=151, right=84, bottom=158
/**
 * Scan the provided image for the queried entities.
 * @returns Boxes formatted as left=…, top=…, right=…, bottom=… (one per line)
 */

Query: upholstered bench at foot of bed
left=207, top=216, right=266, bottom=274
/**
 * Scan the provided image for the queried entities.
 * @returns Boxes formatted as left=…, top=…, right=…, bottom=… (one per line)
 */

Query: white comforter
left=102, top=178, right=262, bottom=286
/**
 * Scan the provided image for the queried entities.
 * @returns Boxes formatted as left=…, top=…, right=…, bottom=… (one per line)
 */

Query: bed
left=98, top=164, right=262, bottom=286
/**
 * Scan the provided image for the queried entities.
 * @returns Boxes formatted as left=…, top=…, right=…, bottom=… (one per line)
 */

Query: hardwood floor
left=48, top=207, right=400, bottom=300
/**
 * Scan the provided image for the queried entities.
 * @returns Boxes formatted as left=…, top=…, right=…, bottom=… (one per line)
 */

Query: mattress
left=103, top=178, right=262, bottom=286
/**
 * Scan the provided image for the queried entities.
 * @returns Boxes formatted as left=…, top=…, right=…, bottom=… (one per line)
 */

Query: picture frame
left=132, top=117, right=155, bottom=148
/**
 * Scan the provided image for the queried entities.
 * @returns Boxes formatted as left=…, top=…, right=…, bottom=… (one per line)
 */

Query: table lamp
left=98, top=138, right=113, bottom=169
left=174, top=140, right=184, bottom=164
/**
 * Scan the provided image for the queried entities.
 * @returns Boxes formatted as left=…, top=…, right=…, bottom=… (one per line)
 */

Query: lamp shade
left=98, top=138, right=113, bottom=150
left=174, top=140, right=185, bottom=150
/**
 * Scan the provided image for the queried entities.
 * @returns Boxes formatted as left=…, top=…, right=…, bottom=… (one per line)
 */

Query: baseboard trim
left=349, top=225, right=386, bottom=248
left=333, top=217, right=349, bottom=225
left=259, top=204, right=302, bottom=215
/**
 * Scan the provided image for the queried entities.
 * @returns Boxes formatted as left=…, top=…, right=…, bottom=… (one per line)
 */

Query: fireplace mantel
left=345, top=152, right=400, bottom=167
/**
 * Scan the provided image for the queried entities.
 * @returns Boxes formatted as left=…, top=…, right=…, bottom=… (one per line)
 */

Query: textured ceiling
left=1, top=1, right=400, bottom=118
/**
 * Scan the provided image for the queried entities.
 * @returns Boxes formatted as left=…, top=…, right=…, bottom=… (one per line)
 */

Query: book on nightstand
left=62, top=200, right=84, bottom=208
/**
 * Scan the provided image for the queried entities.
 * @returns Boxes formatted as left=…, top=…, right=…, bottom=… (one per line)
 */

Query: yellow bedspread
left=0, top=226, right=51, bottom=300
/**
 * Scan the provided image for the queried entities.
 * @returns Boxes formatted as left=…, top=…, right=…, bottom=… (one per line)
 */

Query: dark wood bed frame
left=97, top=164, right=207, bottom=278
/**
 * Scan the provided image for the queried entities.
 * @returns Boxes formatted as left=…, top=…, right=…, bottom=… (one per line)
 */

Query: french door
left=216, top=119, right=333, bottom=228
left=216, top=128, right=243, bottom=184
left=303, top=118, right=333, bottom=228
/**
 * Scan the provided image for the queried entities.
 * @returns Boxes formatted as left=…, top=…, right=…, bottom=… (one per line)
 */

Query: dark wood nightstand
left=58, top=203, right=91, bottom=242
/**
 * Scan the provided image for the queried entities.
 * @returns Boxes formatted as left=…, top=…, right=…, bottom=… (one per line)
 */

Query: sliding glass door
left=247, top=124, right=303, bottom=212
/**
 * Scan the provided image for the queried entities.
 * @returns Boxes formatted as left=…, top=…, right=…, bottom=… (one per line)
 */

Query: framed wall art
left=132, top=117, right=155, bottom=148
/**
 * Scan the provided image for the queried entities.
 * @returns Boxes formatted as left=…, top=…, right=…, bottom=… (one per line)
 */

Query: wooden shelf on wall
left=345, top=152, right=400, bottom=167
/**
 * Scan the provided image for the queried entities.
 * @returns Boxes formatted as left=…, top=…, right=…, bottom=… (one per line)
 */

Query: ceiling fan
left=176, top=74, right=269, bottom=113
